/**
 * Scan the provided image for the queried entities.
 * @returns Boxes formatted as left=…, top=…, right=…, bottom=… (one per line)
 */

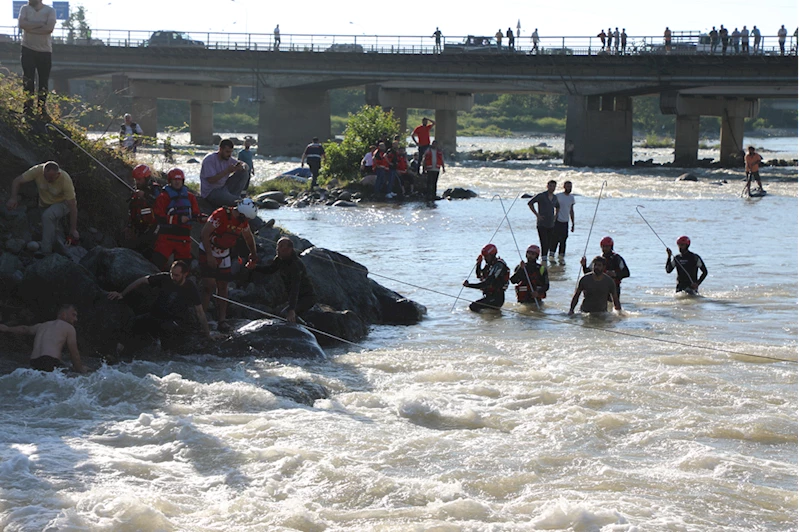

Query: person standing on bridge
left=507, top=28, right=515, bottom=51
left=777, top=25, right=788, bottom=56
left=613, top=28, right=620, bottom=54
left=530, top=28, right=540, bottom=54
left=741, top=26, right=750, bottom=54
left=597, top=29, right=607, bottom=51
left=663, top=27, right=672, bottom=52
left=720, top=25, right=729, bottom=55
left=495, top=29, right=503, bottom=51
left=17, top=0, right=57, bottom=118
left=433, top=28, right=443, bottom=53
left=620, top=29, right=628, bottom=54
left=301, top=137, right=326, bottom=190
left=731, top=28, right=741, bottom=54
left=274, top=24, right=281, bottom=51
left=607, top=28, right=613, bottom=51
left=709, top=27, right=719, bottom=53
left=752, top=26, right=761, bottom=54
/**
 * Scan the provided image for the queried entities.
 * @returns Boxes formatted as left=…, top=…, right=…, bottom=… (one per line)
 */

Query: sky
left=1, top=0, right=796, bottom=39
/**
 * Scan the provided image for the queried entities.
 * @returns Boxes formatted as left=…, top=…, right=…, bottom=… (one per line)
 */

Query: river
left=0, top=135, right=796, bottom=531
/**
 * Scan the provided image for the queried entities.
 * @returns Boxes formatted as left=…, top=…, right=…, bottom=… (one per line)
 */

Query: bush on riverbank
left=466, top=146, right=562, bottom=161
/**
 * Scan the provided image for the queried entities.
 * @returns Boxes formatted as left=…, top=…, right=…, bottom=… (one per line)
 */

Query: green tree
left=323, top=105, right=400, bottom=181
left=62, top=6, right=91, bottom=44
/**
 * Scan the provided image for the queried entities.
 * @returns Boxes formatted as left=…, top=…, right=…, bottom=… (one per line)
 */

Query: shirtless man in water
left=0, top=304, right=87, bottom=373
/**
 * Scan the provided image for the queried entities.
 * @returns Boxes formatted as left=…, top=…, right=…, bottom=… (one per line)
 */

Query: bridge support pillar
left=393, top=107, right=407, bottom=135
left=434, top=109, right=458, bottom=154
left=131, top=97, right=158, bottom=138
left=258, top=88, right=330, bottom=156
left=565, top=95, right=632, bottom=166
left=674, top=115, right=700, bottom=167
left=720, top=113, right=745, bottom=167
left=190, top=100, right=214, bottom=145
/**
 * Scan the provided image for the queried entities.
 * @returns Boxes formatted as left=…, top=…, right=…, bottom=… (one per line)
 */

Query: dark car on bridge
left=147, top=31, right=204, bottom=48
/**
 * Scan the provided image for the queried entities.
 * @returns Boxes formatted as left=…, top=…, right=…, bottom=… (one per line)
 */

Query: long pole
left=635, top=205, right=696, bottom=285
left=46, top=123, right=135, bottom=192
left=577, top=180, right=607, bottom=283
left=494, top=194, right=540, bottom=310
left=451, top=192, right=522, bottom=312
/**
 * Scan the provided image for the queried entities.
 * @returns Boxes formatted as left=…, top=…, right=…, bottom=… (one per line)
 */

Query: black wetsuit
left=467, top=259, right=509, bottom=312
left=666, top=251, right=707, bottom=292
left=510, top=261, right=549, bottom=302
left=256, top=251, right=316, bottom=317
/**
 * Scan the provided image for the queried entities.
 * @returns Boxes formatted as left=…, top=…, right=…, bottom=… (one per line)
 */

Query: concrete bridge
left=0, top=41, right=795, bottom=166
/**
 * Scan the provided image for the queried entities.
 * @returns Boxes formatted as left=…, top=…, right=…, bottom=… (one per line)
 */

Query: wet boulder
left=305, top=305, right=369, bottom=345
left=255, top=191, right=286, bottom=203
left=677, top=173, right=698, bottom=182
left=80, top=246, right=159, bottom=292
left=213, top=318, right=326, bottom=359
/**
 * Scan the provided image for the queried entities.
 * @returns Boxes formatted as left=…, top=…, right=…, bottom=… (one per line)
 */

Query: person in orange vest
left=151, top=168, right=203, bottom=271
left=422, top=139, right=445, bottom=200
left=125, top=164, right=161, bottom=259
left=744, top=146, right=764, bottom=196
left=372, top=142, right=390, bottom=197
left=199, top=198, right=259, bottom=333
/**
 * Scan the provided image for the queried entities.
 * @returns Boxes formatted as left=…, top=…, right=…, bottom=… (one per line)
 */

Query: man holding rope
left=666, top=236, right=708, bottom=295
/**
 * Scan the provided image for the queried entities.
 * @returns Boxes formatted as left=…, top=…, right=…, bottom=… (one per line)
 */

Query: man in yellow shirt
left=6, top=161, right=79, bottom=254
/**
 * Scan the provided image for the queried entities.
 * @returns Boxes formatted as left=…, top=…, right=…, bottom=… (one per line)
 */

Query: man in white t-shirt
left=17, top=0, right=56, bottom=116
left=553, top=180, right=575, bottom=261
left=119, top=113, right=144, bottom=152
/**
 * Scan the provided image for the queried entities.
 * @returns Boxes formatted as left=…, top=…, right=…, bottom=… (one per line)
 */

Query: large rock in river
left=213, top=318, right=326, bottom=359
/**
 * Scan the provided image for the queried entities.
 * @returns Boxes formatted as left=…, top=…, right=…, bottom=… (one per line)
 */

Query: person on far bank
left=301, top=137, right=326, bottom=190
left=744, top=146, right=764, bottom=195
left=666, top=236, right=708, bottom=295
left=360, top=145, right=375, bottom=175
left=569, top=256, right=621, bottom=315
left=553, top=180, right=575, bottom=261
left=462, top=243, right=509, bottom=313
left=0, top=303, right=87, bottom=373
left=581, top=236, right=630, bottom=296
left=236, top=138, right=256, bottom=178
left=412, top=117, right=435, bottom=162
left=152, top=168, right=202, bottom=271
left=510, top=244, right=549, bottom=304
left=199, top=198, right=260, bottom=333
left=373, top=142, right=390, bottom=196
left=422, top=139, right=445, bottom=200
left=528, top=180, right=559, bottom=259
left=200, top=138, right=250, bottom=208
left=119, top=113, right=144, bottom=153
left=254, top=237, right=317, bottom=324
left=17, top=0, right=56, bottom=117
left=7, top=161, right=79, bottom=255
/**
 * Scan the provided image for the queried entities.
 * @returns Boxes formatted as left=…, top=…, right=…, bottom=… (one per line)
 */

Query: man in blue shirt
left=237, top=138, right=255, bottom=178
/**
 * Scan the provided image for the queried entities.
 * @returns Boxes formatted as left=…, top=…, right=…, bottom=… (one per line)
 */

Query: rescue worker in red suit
left=462, top=243, right=509, bottom=312
left=422, top=139, right=445, bottom=200
left=580, top=236, right=630, bottom=297
left=200, top=198, right=259, bottom=333
left=152, top=168, right=202, bottom=271
left=510, top=244, right=549, bottom=303
left=125, top=164, right=161, bottom=259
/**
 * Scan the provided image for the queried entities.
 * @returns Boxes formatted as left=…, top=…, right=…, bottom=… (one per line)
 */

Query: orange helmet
left=481, top=244, right=498, bottom=257
left=166, top=168, right=185, bottom=181
left=132, top=164, right=151, bottom=181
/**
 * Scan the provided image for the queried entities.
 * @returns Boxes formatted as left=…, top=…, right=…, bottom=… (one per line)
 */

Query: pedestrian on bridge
left=530, top=29, right=540, bottom=54
left=620, top=29, right=628, bottom=54
left=17, top=0, right=56, bottom=117
left=752, top=26, right=761, bottom=54
left=613, top=28, right=620, bottom=54
left=777, top=25, right=787, bottom=55
left=709, top=27, right=719, bottom=53
left=274, top=24, right=281, bottom=51
left=663, top=27, right=672, bottom=52
left=607, top=28, right=613, bottom=51
left=720, top=25, right=729, bottom=55
left=433, top=27, right=442, bottom=53
left=731, top=28, right=741, bottom=54
left=495, top=30, right=503, bottom=51
left=597, top=29, right=606, bottom=51
left=507, top=28, right=515, bottom=50
left=741, top=26, right=750, bottom=53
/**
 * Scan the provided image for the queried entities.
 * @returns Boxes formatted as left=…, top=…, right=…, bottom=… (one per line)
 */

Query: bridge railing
left=0, top=26, right=792, bottom=56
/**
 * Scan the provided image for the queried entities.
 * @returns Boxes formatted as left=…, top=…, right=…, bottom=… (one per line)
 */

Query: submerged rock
left=677, top=173, right=698, bottom=182
left=442, top=188, right=478, bottom=200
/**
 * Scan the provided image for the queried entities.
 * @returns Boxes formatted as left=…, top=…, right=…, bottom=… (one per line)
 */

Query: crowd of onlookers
left=662, top=24, right=796, bottom=56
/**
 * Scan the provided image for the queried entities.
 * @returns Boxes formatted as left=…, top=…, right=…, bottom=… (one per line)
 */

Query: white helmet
left=237, top=198, right=258, bottom=219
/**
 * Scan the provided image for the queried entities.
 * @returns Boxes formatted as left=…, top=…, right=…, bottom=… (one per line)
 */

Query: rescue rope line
left=45, top=123, right=136, bottom=192
left=636, top=205, right=697, bottom=285
left=577, top=180, right=607, bottom=285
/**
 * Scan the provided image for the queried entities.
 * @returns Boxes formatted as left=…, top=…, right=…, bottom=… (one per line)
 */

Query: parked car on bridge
left=147, top=31, right=204, bottom=48
left=325, top=43, right=364, bottom=53
left=444, top=36, right=499, bottom=53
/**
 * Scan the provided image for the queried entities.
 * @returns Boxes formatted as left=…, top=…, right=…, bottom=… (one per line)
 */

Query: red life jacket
left=129, top=193, right=155, bottom=231
left=373, top=150, right=389, bottom=170
left=423, top=149, right=444, bottom=171
left=515, top=263, right=547, bottom=302
left=209, top=206, right=249, bottom=251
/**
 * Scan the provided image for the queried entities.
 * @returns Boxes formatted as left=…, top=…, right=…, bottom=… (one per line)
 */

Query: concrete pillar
left=258, top=88, right=330, bottom=156
left=434, top=109, right=458, bottom=154
left=190, top=100, right=214, bottom=145
left=131, top=97, right=158, bottom=137
left=393, top=107, right=407, bottom=136
left=720, top=113, right=745, bottom=167
left=674, top=115, right=700, bottom=167
left=565, top=95, right=632, bottom=166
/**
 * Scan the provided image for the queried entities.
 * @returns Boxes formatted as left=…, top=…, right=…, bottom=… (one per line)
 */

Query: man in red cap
left=666, top=236, right=707, bottom=295
left=510, top=244, right=549, bottom=304
left=151, top=168, right=203, bottom=271
left=581, top=236, right=630, bottom=296
left=462, top=244, right=509, bottom=312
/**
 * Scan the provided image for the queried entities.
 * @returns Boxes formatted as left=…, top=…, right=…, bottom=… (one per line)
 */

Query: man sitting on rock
left=107, top=260, right=215, bottom=354
left=0, top=303, right=87, bottom=373
left=200, top=138, right=250, bottom=208
left=199, top=198, right=260, bottom=333
left=6, top=161, right=79, bottom=255
left=255, top=237, right=317, bottom=324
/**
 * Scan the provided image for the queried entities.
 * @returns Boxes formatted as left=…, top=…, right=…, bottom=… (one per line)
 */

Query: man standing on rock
left=0, top=303, right=87, bottom=373
left=412, top=117, right=435, bottom=163
left=17, top=0, right=56, bottom=117
left=527, top=180, right=559, bottom=260
left=119, top=113, right=144, bottom=152
left=422, top=140, right=445, bottom=200
left=152, top=168, right=202, bottom=271
left=255, top=237, right=317, bottom=324
left=200, top=198, right=260, bottom=333
left=237, top=138, right=256, bottom=178
left=7, top=161, right=79, bottom=255
left=300, top=137, right=325, bottom=190
left=107, top=260, right=215, bottom=353
left=200, top=138, right=250, bottom=208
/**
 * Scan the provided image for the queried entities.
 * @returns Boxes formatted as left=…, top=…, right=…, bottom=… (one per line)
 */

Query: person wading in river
left=581, top=236, right=630, bottom=297
left=463, top=244, right=509, bottom=312
left=510, top=244, right=549, bottom=304
left=569, top=256, right=621, bottom=315
left=666, top=236, right=708, bottom=295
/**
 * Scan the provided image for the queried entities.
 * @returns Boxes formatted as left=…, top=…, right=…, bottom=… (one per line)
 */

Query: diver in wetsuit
left=463, top=243, right=509, bottom=312
left=666, top=235, right=708, bottom=294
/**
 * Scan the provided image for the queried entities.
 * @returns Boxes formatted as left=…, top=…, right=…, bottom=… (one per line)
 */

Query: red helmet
left=481, top=243, right=498, bottom=257
left=600, top=236, right=614, bottom=248
left=167, top=168, right=185, bottom=181
left=677, top=235, right=691, bottom=246
left=526, top=244, right=540, bottom=255
left=132, top=164, right=151, bottom=181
